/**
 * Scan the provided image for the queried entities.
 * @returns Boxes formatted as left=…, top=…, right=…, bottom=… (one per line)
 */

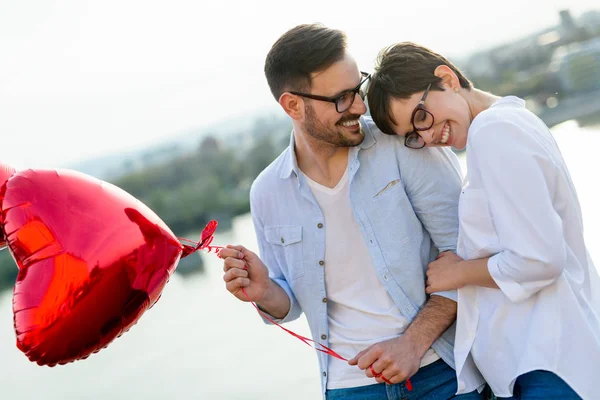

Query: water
left=1, top=121, right=599, bottom=400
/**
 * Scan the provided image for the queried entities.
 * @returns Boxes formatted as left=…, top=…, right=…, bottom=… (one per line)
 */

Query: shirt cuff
left=431, top=289, right=458, bottom=302
left=487, top=253, right=528, bottom=303
left=258, top=278, right=297, bottom=324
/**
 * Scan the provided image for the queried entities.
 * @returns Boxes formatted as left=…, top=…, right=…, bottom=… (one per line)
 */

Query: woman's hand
left=425, top=251, right=467, bottom=294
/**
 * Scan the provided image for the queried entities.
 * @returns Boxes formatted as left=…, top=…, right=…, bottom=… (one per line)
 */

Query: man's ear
left=279, top=92, right=304, bottom=120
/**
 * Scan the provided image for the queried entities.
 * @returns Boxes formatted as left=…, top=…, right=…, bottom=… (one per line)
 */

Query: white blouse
left=454, top=96, right=600, bottom=399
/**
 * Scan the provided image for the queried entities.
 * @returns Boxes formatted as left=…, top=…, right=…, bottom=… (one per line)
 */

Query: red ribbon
left=183, top=220, right=412, bottom=391
left=240, top=286, right=408, bottom=387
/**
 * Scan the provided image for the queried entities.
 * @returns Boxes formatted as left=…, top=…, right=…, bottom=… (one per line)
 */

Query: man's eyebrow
left=330, top=75, right=363, bottom=98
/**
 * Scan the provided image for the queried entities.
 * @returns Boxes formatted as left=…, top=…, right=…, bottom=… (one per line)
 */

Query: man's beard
left=303, top=103, right=364, bottom=148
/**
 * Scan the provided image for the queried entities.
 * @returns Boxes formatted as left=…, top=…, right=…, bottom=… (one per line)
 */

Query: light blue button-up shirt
left=249, top=116, right=475, bottom=397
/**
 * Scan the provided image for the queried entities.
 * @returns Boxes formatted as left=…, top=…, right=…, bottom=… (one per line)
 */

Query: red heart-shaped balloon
left=0, top=166, right=201, bottom=366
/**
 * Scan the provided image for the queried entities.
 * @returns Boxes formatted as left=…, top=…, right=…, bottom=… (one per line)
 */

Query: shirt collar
left=279, top=130, right=300, bottom=179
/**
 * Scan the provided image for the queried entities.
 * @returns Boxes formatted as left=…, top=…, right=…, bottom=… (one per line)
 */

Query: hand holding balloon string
left=197, top=221, right=412, bottom=390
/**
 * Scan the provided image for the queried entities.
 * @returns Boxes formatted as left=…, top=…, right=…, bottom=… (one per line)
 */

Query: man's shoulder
left=361, top=115, right=423, bottom=159
left=250, top=146, right=292, bottom=200
left=362, top=116, right=461, bottom=173
left=362, top=115, right=398, bottom=145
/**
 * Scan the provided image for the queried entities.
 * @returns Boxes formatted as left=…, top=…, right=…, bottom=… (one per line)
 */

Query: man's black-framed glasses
left=405, top=83, right=435, bottom=149
left=289, top=71, right=371, bottom=113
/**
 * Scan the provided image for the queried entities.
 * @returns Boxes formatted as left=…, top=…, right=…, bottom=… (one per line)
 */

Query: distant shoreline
left=537, top=90, right=600, bottom=128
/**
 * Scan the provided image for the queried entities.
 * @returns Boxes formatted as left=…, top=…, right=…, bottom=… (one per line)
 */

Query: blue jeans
left=497, top=370, right=581, bottom=400
left=326, top=359, right=483, bottom=400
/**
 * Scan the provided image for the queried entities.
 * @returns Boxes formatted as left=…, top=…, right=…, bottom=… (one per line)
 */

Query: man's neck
left=294, top=130, right=350, bottom=189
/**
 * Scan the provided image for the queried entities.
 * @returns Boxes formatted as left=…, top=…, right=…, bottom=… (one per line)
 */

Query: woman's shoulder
left=471, top=96, right=526, bottom=128
left=469, top=97, right=546, bottom=144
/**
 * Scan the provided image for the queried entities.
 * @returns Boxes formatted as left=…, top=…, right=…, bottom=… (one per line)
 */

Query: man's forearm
left=403, top=295, right=457, bottom=357
left=256, top=279, right=291, bottom=320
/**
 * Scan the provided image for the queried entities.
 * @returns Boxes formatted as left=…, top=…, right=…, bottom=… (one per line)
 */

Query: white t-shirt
left=306, top=169, right=439, bottom=390
left=454, top=96, right=600, bottom=399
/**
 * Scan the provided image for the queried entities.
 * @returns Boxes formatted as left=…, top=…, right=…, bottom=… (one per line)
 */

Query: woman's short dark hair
left=264, top=24, right=347, bottom=101
left=367, top=42, right=473, bottom=135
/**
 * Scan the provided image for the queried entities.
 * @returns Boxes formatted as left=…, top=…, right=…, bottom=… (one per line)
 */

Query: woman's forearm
left=459, top=257, right=499, bottom=289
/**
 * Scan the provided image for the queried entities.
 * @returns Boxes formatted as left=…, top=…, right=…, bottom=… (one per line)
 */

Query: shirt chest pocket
left=264, top=225, right=305, bottom=279
left=458, top=188, right=499, bottom=259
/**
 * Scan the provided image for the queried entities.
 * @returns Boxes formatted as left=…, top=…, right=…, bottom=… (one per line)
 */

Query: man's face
left=300, top=55, right=368, bottom=148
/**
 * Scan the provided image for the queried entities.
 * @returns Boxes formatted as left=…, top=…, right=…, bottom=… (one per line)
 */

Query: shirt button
left=319, top=260, right=325, bottom=266
left=383, top=274, right=388, bottom=281
left=317, top=223, right=323, bottom=229
left=321, top=334, right=327, bottom=340
left=322, top=297, right=328, bottom=303
left=280, top=237, right=285, bottom=244
left=322, top=371, right=327, bottom=377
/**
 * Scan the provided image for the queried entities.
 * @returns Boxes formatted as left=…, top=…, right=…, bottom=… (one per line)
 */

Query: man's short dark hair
left=367, top=42, right=473, bottom=135
left=264, top=24, right=347, bottom=101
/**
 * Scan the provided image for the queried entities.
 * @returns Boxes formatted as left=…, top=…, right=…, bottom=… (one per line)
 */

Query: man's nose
left=349, top=93, right=367, bottom=115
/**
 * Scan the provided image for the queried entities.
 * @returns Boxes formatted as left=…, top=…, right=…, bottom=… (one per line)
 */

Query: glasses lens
left=336, top=91, right=355, bottom=113
left=405, top=132, right=425, bottom=149
left=413, top=109, right=434, bottom=130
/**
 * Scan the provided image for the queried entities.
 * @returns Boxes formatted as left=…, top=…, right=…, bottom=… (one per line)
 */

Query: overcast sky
left=1, top=0, right=598, bottom=170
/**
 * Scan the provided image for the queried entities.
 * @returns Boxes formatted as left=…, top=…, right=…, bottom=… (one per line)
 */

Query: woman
left=366, top=42, right=600, bottom=399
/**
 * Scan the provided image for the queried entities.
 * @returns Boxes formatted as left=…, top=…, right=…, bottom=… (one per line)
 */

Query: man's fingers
left=365, top=365, right=375, bottom=378
left=219, top=247, right=244, bottom=261
left=380, top=365, right=413, bottom=385
left=223, top=256, right=246, bottom=272
left=356, top=348, right=379, bottom=371
left=228, top=244, right=253, bottom=258
left=225, top=277, right=250, bottom=293
left=370, top=359, right=387, bottom=376
left=223, top=267, right=249, bottom=283
left=348, top=347, right=368, bottom=366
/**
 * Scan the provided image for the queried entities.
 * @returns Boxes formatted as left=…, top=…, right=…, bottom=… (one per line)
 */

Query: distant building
left=551, top=37, right=600, bottom=93
left=463, top=9, right=597, bottom=80
left=579, top=10, right=600, bottom=35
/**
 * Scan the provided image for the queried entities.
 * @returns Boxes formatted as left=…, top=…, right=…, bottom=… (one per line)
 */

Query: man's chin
left=340, top=128, right=365, bottom=147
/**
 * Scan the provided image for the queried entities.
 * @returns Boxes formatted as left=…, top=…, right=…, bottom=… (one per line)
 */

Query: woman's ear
left=433, top=65, right=461, bottom=92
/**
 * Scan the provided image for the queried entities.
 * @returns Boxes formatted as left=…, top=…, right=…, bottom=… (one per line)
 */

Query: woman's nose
left=420, top=127, right=436, bottom=144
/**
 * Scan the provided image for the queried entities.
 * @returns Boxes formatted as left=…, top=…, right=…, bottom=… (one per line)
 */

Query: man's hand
left=348, top=294, right=458, bottom=384
left=348, top=335, right=421, bottom=384
left=219, top=245, right=291, bottom=319
left=220, top=245, right=270, bottom=303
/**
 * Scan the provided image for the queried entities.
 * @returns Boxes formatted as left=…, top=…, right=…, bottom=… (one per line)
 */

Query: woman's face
left=387, top=84, right=472, bottom=150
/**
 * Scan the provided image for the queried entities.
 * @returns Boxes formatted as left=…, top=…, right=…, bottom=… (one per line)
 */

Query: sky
left=1, top=0, right=599, bottom=170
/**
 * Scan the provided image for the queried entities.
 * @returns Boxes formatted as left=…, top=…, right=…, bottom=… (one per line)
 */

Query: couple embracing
left=219, top=24, right=600, bottom=400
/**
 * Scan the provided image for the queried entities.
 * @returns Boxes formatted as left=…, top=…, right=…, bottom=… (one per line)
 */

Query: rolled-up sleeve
left=399, top=145, right=463, bottom=301
left=472, top=121, right=567, bottom=303
left=250, top=183, right=302, bottom=324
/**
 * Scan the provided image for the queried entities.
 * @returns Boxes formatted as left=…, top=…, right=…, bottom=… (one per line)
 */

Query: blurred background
left=1, top=0, right=600, bottom=398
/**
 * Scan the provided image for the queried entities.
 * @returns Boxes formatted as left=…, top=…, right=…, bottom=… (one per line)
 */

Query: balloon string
left=239, top=286, right=412, bottom=388
left=185, top=221, right=411, bottom=391
left=178, top=235, right=224, bottom=258
left=220, top=253, right=410, bottom=390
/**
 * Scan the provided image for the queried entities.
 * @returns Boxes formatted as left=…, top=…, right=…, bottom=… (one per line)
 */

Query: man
left=220, top=24, right=484, bottom=399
